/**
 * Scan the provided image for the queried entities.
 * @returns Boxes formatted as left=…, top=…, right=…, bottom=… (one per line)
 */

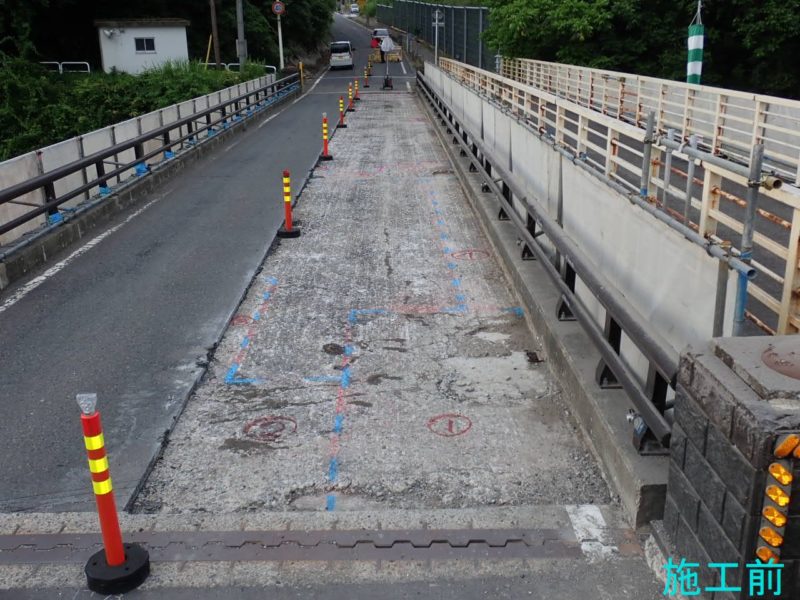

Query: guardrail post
left=595, top=314, right=622, bottom=388
left=133, top=143, right=148, bottom=176
left=95, top=160, right=110, bottom=195
left=631, top=366, right=671, bottom=454
left=556, top=261, right=576, bottom=321
left=162, top=130, right=174, bottom=160
left=521, top=214, right=537, bottom=260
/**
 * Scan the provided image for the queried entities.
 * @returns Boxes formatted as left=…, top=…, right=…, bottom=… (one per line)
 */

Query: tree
left=482, top=0, right=800, bottom=98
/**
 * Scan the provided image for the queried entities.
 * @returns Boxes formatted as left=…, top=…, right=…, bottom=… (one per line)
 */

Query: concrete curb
left=417, top=82, right=668, bottom=528
left=0, top=87, right=302, bottom=293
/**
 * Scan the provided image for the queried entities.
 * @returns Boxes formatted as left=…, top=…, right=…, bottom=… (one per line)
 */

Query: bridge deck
left=0, top=88, right=663, bottom=599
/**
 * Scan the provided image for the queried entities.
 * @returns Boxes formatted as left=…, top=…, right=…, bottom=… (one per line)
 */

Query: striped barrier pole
left=320, top=113, right=333, bottom=161
left=339, top=96, right=347, bottom=128
left=78, top=393, right=149, bottom=594
left=354, top=79, right=361, bottom=101
left=347, top=83, right=354, bottom=112
left=277, top=169, right=300, bottom=238
left=364, top=67, right=370, bottom=88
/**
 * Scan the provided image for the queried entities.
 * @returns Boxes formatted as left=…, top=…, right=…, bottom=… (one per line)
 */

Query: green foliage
left=364, top=0, right=378, bottom=18
left=0, top=60, right=273, bottom=160
left=482, top=0, right=800, bottom=98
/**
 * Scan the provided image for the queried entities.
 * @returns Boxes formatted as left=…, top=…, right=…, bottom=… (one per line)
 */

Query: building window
left=134, top=38, right=156, bottom=53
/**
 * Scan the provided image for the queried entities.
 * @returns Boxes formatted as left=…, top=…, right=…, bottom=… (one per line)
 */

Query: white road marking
left=0, top=192, right=170, bottom=315
left=565, top=504, right=618, bottom=562
left=222, top=138, right=242, bottom=153
left=258, top=69, right=330, bottom=128
left=400, top=61, right=407, bottom=75
left=406, top=82, right=411, bottom=92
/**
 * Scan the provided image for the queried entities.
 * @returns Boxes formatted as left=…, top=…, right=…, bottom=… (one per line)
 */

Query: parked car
left=329, top=41, right=354, bottom=70
left=350, top=3, right=359, bottom=15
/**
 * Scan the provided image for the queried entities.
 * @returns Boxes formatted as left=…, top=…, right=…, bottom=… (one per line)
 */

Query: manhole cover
left=761, top=339, right=800, bottom=381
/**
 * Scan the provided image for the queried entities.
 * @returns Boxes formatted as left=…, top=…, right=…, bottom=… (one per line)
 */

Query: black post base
left=277, top=227, right=301, bottom=238
left=382, top=77, right=393, bottom=90
left=320, top=154, right=334, bottom=161
left=85, top=543, right=150, bottom=595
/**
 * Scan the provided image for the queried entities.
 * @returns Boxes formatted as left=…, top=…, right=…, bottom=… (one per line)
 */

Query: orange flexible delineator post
left=277, top=169, right=300, bottom=238
left=354, top=79, right=361, bottom=101
left=364, top=67, right=370, bottom=88
left=78, top=393, right=149, bottom=594
left=339, top=96, right=347, bottom=128
left=320, top=114, right=333, bottom=161
left=347, top=83, right=354, bottom=112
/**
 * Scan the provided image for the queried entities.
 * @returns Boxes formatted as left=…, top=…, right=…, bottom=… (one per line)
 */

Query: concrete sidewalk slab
left=133, top=90, right=609, bottom=515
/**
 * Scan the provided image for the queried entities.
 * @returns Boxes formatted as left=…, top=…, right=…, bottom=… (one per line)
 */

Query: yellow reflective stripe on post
left=92, top=478, right=113, bottom=496
left=88, top=456, right=109, bottom=474
left=84, top=433, right=105, bottom=451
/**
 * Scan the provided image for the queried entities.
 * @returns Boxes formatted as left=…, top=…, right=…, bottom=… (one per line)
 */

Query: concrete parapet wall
left=664, top=339, right=800, bottom=598
left=423, top=64, right=737, bottom=389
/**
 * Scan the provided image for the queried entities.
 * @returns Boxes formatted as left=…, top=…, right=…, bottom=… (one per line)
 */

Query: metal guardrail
left=40, top=61, right=92, bottom=74
left=377, top=1, right=492, bottom=71
left=0, top=74, right=300, bottom=240
left=418, top=71, right=674, bottom=449
left=440, top=58, right=800, bottom=335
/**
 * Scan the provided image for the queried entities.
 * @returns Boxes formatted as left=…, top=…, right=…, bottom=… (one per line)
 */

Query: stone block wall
left=664, top=337, right=800, bottom=599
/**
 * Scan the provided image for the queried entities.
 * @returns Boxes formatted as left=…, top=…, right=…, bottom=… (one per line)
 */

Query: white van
left=329, top=41, right=354, bottom=70
left=350, top=3, right=360, bottom=15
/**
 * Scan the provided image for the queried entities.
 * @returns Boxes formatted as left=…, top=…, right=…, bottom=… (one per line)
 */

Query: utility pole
left=236, top=0, right=248, bottom=66
left=209, top=0, right=222, bottom=68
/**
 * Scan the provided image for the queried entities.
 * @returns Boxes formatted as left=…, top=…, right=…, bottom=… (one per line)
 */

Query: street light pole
left=277, top=14, right=284, bottom=71
left=433, top=9, right=443, bottom=65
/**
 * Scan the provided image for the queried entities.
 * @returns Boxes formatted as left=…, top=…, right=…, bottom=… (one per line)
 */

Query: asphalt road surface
left=0, top=13, right=410, bottom=512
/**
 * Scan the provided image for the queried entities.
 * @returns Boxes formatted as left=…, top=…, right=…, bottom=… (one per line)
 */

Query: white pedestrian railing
left=439, top=57, right=800, bottom=335
left=500, top=57, right=800, bottom=186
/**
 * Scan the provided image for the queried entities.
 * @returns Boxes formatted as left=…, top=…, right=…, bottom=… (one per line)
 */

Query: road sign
left=272, top=1, right=285, bottom=15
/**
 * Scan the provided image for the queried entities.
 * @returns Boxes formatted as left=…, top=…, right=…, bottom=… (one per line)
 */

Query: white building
left=95, top=19, right=190, bottom=74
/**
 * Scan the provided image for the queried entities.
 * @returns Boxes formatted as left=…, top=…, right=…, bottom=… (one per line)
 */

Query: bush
left=0, top=60, right=275, bottom=161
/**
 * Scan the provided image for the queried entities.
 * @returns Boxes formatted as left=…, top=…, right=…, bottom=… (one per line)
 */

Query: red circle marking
left=230, top=314, right=252, bottom=326
left=427, top=413, right=472, bottom=437
left=243, top=416, right=297, bottom=442
left=272, top=1, right=286, bottom=15
left=450, top=249, right=489, bottom=260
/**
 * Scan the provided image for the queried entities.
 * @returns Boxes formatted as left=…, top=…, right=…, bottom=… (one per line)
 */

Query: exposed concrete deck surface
left=0, top=88, right=663, bottom=598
